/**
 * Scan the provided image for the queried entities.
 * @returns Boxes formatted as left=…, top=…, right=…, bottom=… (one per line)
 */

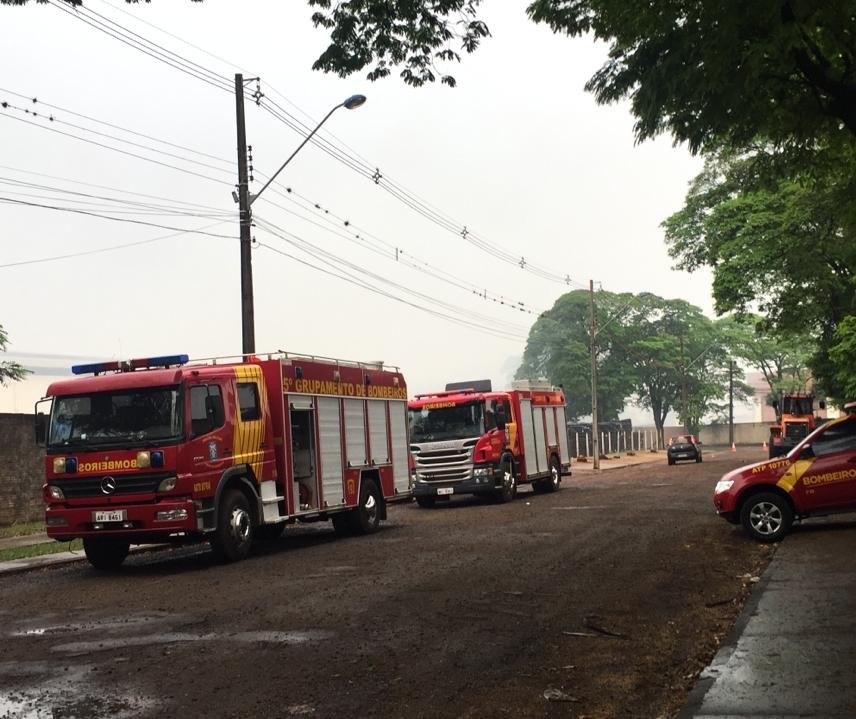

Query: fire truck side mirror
left=819, top=400, right=826, bottom=410
left=34, top=412, right=47, bottom=446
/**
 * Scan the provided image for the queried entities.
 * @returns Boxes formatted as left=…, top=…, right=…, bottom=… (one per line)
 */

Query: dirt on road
left=0, top=448, right=773, bottom=718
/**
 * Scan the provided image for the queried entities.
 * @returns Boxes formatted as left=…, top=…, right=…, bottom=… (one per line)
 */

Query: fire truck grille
left=784, top=422, right=809, bottom=441
left=411, top=441, right=476, bottom=483
left=57, top=472, right=174, bottom=498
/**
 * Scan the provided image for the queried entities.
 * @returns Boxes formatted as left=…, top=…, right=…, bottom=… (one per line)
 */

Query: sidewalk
left=679, top=522, right=856, bottom=717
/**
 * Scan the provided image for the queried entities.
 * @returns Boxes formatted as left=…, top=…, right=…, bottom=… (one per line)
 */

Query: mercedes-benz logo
left=100, top=476, right=118, bottom=495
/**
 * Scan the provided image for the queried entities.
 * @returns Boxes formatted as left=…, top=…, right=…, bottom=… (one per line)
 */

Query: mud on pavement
left=0, top=448, right=774, bottom=718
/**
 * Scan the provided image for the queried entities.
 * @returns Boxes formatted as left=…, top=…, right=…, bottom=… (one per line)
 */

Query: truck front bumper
left=45, top=497, right=199, bottom=541
left=412, top=477, right=499, bottom=498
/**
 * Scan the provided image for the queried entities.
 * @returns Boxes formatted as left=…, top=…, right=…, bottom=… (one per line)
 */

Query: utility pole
left=680, top=335, right=688, bottom=434
left=589, top=280, right=599, bottom=470
left=235, top=73, right=255, bottom=356
left=728, top=360, right=734, bottom=447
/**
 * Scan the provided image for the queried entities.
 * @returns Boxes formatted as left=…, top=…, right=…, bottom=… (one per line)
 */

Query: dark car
left=667, top=435, right=702, bottom=465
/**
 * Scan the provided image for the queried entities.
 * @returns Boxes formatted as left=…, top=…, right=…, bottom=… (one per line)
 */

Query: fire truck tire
left=348, top=479, right=382, bottom=534
left=210, top=489, right=255, bottom=562
left=415, top=497, right=436, bottom=509
left=496, top=456, right=517, bottom=503
left=542, top=456, right=561, bottom=493
left=83, top=537, right=130, bottom=571
left=740, top=492, right=793, bottom=543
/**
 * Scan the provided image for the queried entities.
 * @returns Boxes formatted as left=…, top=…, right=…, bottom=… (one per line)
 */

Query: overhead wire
left=0, top=221, right=233, bottom=269
left=253, top=216, right=527, bottom=338
left=59, top=0, right=582, bottom=288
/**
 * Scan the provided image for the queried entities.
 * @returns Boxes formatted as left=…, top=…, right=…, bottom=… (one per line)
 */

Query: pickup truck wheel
left=210, top=489, right=254, bottom=562
left=496, top=457, right=517, bottom=503
left=348, top=479, right=382, bottom=534
left=415, top=496, right=436, bottom=509
left=83, top=537, right=130, bottom=571
left=740, top=492, right=793, bottom=543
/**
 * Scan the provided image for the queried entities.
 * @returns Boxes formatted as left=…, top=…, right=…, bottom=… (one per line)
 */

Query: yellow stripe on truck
left=233, top=364, right=267, bottom=483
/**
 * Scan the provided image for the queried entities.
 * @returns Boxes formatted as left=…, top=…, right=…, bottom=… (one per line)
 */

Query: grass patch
left=0, top=539, right=82, bottom=563
left=0, top=521, right=45, bottom=540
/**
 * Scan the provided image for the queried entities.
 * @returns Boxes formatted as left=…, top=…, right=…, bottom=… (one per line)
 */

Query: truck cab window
left=237, top=382, right=260, bottom=421
left=190, top=384, right=225, bottom=437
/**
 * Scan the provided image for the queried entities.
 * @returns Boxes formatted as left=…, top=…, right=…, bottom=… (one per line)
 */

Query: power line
left=253, top=217, right=527, bottom=339
left=0, top=112, right=231, bottom=186
left=0, top=197, right=237, bottom=238
left=0, top=221, right=232, bottom=269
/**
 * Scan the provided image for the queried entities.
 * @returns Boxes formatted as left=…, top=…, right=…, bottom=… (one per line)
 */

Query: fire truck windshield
left=409, top=401, right=486, bottom=442
left=48, top=386, right=182, bottom=449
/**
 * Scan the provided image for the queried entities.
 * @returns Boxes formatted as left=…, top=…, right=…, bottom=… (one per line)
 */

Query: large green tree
left=0, top=325, right=30, bottom=387
left=664, top=144, right=856, bottom=404
left=517, top=290, right=743, bottom=441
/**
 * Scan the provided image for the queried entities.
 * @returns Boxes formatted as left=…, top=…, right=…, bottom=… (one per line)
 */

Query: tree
left=722, top=315, right=815, bottom=401
left=0, top=325, right=30, bottom=387
left=664, top=144, right=856, bottom=404
left=516, top=290, right=742, bottom=442
left=515, top=289, right=634, bottom=422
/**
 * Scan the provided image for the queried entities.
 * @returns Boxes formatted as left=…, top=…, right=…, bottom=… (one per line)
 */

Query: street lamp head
left=343, top=94, right=367, bottom=110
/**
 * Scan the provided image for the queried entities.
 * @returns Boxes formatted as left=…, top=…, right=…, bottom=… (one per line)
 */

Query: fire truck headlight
left=714, top=479, right=734, bottom=494
left=157, top=477, right=177, bottom=493
left=46, top=485, right=65, bottom=501
left=137, top=451, right=151, bottom=468
left=53, top=457, right=66, bottom=474
left=156, top=509, right=187, bottom=521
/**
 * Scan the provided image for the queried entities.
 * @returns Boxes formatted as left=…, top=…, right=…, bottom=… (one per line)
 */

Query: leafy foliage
left=516, top=290, right=744, bottom=437
left=303, top=0, right=490, bottom=88
left=664, top=144, right=856, bottom=404
left=0, top=325, right=30, bottom=387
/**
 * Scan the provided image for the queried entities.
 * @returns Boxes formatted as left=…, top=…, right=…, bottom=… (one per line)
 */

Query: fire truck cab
left=408, top=380, right=571, bottom=507
left=37, top=352, right=411, bottom=570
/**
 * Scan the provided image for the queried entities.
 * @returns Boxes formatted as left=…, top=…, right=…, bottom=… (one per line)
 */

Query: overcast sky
left=1, top=0, right=730, bottom=421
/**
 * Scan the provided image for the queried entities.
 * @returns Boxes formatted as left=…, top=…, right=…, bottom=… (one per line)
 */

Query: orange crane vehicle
left=768, top=392, right=825, bottom=459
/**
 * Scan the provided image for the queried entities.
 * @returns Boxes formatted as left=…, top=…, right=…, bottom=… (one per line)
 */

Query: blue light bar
left=71, top=360, right=121, bottom=376
left=71, top=354, right=188, bottom=375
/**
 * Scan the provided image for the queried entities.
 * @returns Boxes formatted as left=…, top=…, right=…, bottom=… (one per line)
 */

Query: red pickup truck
left=714, top=409, right=856, bottom=542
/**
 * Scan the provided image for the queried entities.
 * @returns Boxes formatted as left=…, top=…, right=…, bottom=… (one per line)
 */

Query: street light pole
left=233, top=73, right=366, bottom=356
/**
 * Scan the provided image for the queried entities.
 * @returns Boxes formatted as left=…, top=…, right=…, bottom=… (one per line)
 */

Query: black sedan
left=667, top=435, right=702, bottom=465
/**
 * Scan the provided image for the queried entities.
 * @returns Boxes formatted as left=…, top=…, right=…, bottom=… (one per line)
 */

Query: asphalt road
left=0, top=448, right=773, bottom=719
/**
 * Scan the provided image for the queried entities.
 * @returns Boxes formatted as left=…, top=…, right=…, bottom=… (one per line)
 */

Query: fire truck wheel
left=210, top=489, right=255, bottom=562
left=496, top=456, right=517, bottom=503
left=348, top=479, right=382, bottom=534
left=538, top=456, right=561, bottom=493
left=415, top=497, right=436, bottom=509
left=83, top=537, right=130, bottom=571
left=740, top=492, right=793, bottom=543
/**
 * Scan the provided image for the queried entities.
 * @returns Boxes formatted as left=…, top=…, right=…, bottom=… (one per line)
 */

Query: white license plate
left=437, top=487, right=454, bottom=496
left=93, top=510, right=126, bottom=523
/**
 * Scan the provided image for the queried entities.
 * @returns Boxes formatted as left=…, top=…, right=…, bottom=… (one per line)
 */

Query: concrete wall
left=0, top=413, right=43, bottom=526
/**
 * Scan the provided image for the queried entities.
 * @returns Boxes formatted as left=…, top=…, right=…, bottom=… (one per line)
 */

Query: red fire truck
left=36, top=352, right=411, bottom=570
left=408, top=380, right=571, bottom=506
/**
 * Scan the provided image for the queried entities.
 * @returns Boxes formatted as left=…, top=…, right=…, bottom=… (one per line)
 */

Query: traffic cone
left=762, top=440, right=768, bottom=451
left=731, top=442, right=736, bottom=452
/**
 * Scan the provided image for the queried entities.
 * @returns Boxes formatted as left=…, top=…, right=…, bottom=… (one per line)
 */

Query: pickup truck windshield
left=48, top=386, right=182, bottom=449
left=409, top=401, right=485, bottom=442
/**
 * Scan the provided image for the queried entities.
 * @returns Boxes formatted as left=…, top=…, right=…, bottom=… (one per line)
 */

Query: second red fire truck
left=37, top=351, right=411, bottom=570
left=408, top=380, right=571, bottom=506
